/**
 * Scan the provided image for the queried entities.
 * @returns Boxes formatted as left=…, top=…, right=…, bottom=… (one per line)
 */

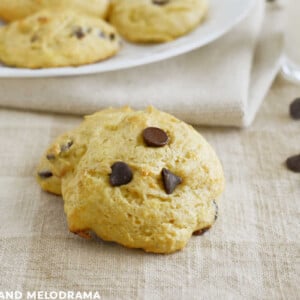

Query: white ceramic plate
left=0, top=0, right=255, bottom=78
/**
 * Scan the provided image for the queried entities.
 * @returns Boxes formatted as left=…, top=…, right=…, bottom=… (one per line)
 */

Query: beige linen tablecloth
left=0, top=76, right=299, bottom=299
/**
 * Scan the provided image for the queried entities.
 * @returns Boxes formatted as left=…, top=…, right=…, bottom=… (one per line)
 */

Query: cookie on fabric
left=0, top=9, right=120, bottom=68
left=36, top=107, right=225, bottom=253
left=109, top=0, right=208, bottom=43
left=0, top=0, right=110, bottom=22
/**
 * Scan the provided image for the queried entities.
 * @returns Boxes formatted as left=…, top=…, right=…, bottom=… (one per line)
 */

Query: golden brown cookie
left=36, top=107, right=225, bottom=253
left=0, top=0, right=110, bottom=22
left=0, top=9, right=120, bottom=68
left=109, top=0, right=208, bottom=43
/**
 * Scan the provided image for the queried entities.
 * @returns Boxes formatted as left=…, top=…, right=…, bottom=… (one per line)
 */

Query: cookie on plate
left=0, top=0, right=110, bottom=22
left=0, top=9, right=121, bottom=68
left=109, top=0, right=208, bottom=43
left=36, top=107, right=225, bottom=253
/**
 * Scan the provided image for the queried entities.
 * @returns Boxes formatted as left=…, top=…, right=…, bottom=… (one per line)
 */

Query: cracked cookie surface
left=0, top=9, right=120, bottom=68
left=37, top=107, right=224, bottom=253
left=109, top=0, right=208, bottom=43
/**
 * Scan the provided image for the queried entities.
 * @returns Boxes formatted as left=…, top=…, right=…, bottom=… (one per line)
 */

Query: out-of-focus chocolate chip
left=193, top=226, right=211, bottom=236
left=213, top=200, right=218, bottom=221
left=31, top=34, right=39, bottom=42
left=110, top=162, right=133, bottom=186
left=161, top=168, right=182, bottom=194
left=109, top=33, right=116, bottom=41
left=286, top=154, right=300, bottom=173
left=73, top=27, right=85, bottom=39
left=61, top=140, right=73, bottom=152
left=290, top=98, right=300, bottom=120
left=143, top=127, right=169, bottom=147
left=38, top=170, right=53, bottom=179
left=46, top=153, right=56, bottom=160
left=152, top=0, right=169, bottom=5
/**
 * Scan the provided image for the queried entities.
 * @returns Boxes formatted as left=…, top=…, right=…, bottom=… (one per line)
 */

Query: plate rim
left=0, top=0, right=256, bottom=78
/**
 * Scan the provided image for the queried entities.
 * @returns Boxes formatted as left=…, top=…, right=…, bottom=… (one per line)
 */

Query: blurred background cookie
left=109, top=0, right=208, bottom=43
left=0, top=9, right=121, bottom=68
left=0, top=0, right=110, bottom=22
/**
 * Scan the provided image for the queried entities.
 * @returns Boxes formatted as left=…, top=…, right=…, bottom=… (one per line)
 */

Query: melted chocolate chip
left=143, top=127, right=169, bottom=147
left=73, top=27, right=85, bottom=39
left=290, top=98, right=300, bottom=120
left=193, top=226, right=211, bottom=236
left=213, top=200, right=218, bottom=221
left=110, top=162, right=133, bottom=186
left=46, top=153, right=56, bottom=160
left=38, top=170, right=53, bottom=179
left=161, top=168, right=182, bottom=194
left=152, top=0, right=169, bottom=5
left=61, top=140, right=73, bottom=152
left=286, top=154, right=300, bottom=173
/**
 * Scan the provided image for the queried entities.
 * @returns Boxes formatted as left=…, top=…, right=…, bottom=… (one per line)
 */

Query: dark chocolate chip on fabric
left=38, top=170, right=53, bottom=179
left=161, top=168, right=182, bottom=194
left=213, top=200, right=218, bottom=221
left=290, top=98, right=300, bottom=120
left=286, top=154, right=300, bottom=173
left=193, top=226, right=211, bottom=236
left=61, top=140, right=73, bottom=152
left=110, top=162, right=133, bottom=186
left=143, top=127, right=169, bottom=147
left=152, top=0, right=169, bottom=5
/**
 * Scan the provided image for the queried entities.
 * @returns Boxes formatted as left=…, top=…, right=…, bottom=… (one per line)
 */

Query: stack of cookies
left=0, top=0, right=208, bottom=69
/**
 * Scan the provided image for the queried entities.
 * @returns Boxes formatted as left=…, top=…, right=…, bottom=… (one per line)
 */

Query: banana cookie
left=109, top=0, right=208, bottom=43
left=36, top=107, right=225, bottom=253
left=0, top=0, right=110, bottom=22
left=0, top=9, right=120, bottom=68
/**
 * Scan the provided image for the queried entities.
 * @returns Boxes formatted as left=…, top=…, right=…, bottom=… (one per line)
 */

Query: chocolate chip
left=73, top=27, right=85, bottom=39
left=46, top=153, right=56, bottom=160
left=110, top=162, right=133, bottom=186
left=193, top=226, right=211, bottom=236
left=290, top=98, right=300, bottom=120
left=152, top=0, right=169, bottom=5
left=109, top=33, right=116, bottom=41
left=31, top=34, right=39, bottom=42
left=286, top=154, right=300, bottom=173
left=143, top=127, right=169, bottom=147
left=38, top=170, right=53, bottom=179
left=61, top=140, right=73, bottom=152
left=161, top=168, right=182, bottom=194
left=213, top=200, right=218, bottom=221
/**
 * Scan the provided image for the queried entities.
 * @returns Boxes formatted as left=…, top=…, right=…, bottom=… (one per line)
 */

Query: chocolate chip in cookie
left=60, top=140, right=73, bottom=152
left=38, top=170, right=53, bottom=179
left=161, top=168, right=182, bottom=194
left=73, top=27, right=85, bottom=39
left=143, top=127, right=169, bottom=147
left=193, top=226, right=211, bottom=236
left=110, top=162, right=133, bottom=186
left=152, top=0, right=169, bottom=5
left=46, top=153, right=56, bottom=160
